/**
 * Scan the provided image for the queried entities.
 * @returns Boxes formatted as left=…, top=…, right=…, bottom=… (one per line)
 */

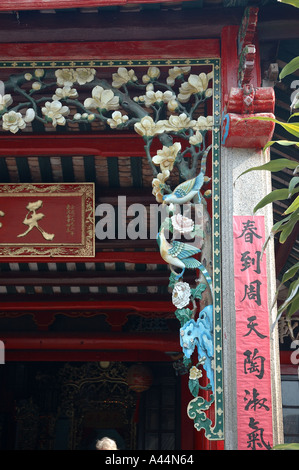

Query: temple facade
left=0, top=0, right=298, bottom=451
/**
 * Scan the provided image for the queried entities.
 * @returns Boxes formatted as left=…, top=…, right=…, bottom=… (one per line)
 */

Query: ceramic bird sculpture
left=157, top=227, right=201, bottom=279
left=162, top=172, right=204, bottom=205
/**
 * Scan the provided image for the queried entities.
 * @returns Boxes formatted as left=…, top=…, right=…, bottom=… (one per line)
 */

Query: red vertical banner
left=233, top=215, right=273, bottom=450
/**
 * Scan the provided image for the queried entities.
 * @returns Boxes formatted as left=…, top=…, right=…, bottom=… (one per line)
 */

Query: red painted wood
left=0, top=250, right=164, bottom=264
left=0, top=299, right=173, bottom=312
left=5, top=350, right=173, bottom=362
left=0, top=39, right=220, bottom=61
left=0, top=0, right=192, bottom=11
left=0, top=134, right=162, bottom=157
left=221, top=26, right=239, bottom=113
left=1, top=331, right=180, bottom=351
left=221, top=112, right=275, bottom=148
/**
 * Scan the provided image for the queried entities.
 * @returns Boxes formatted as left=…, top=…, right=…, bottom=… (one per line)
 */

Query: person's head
left=96, top=437, right=118, bottom=450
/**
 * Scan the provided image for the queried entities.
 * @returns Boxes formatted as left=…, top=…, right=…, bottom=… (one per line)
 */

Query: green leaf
left=273, top=442, right=299, bottom=450
left=191, top=283, right=206, bottom=300
left=281, top=261, right=299, bottom=284
left=168, top=272, right=177, bottom=289
left=277, top=279, right=299, bottom=318
left=263, top=140, right=299, bottom=151
left=237, top=158, right=299, bottom=180
left=284, top=194, right=299, bottom=214
left=279, top=55, right=299, bottom=79
left=175, top=307, right=193, bottom=326
left=287, top=291, right=299, bottom=318
left=253, top=187, right=299, bottom=213
left=245, top=116, right=299, bottom=139
left=188, top=378, right=200, bottom=398
left=288, top=176, right=299, bottom=196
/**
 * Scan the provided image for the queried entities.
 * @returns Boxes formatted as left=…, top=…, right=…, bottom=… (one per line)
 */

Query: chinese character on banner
left=0, top=183, right=95, bottom=258
left=233, top=216, right=273, bottom=450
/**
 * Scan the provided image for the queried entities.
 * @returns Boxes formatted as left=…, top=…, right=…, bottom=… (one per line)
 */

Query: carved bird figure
left=162, top=172, right=204, bottom=205
left=157, top=227, right=201, bottom=279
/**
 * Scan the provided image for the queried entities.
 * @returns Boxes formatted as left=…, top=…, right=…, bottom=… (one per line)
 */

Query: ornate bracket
left=221, top=7, right=276, bottom=148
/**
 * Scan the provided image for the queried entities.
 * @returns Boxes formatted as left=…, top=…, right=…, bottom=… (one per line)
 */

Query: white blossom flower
left=178, top=71, right=213, bottom=103
left=24, top=73, right=33, bottom=81
left=142, top=66, right=160, bottom=83
left=24, top=108, right=35, bottom=123
left=41, top=100, right=70, bottom=127
left=73, top=113, right=82, bottom=120
left=134, top=116, right=166, bottom=137
left=55, top=68, right=77, bottom=87
left=0, top=94, right=13, bottom=112
left=167, top=99, right=179, bottom=113
left=84, top=85, right=119, bottom=111
left=112, top=67, right=138, bottom=88
left=189, top=366, right=202, bottom=380
left=75, top=68, right=96, bottom=85
left=189, top=130, right=203, bottom=146
left=52, top=86, right=79, bottom=101
left=172, top=281, right=191, bottom=309
left=34, top=69, right=44, bottom=78
left=166, top=66, right=191, bottom=86
left=32, top=82, right=42, bottom=91
left=171, top=213, right=194, bottom=234
left=152, top=142, right=181, bottom=172
left=193, top=115, right=213, bottom=131
left=107, top=111, right=129, bottom=129
left=152, top=170, right=170, bottom=203
left=2, top=110, right=26, bottom=133
left=164, top=113, right=196, bottom=132
left=144, top=90, right=174, bottom=108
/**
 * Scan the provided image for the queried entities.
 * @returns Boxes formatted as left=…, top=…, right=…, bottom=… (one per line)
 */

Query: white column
left=220, top=145, right=284, bottom=449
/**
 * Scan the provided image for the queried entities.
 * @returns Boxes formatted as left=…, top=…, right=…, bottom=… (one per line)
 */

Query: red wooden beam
left=0, top=39, right=220, bottom=61
left=0, top=0, right=193, bottom=11
left=0, top=133, right=160, bottom=157
left=5, top=350, right=175, bottom=362
left=0, top=250, right=164, bottom=264
left=1, top=331, right=180, bottom=352
left=0, top=298, right=173, bottom=312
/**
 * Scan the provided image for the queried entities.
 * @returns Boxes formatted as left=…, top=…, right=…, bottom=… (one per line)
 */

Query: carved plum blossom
left=189, top=366, right=203, bottom=380
left=55, top=68, right=77, bottom=87
left=166, top=66, right=191, bottom=86
left=42, top=100, right=70, bottom=127
left=164, top=113, right=196, bottom=132
left=134, top=116, right=165, bottom=137
left=171, top=213, right=194, bottom=235
left=152, top=170, right=170, bottom=203
left=84, top=86, right=119, bottom=112
left=172, top=281, right=191, bottom=309
left=52, top=86, right=79, bottom=101
left=112, top=67, right=138, bottom=88
left=178, top=72, right=213, bottom=103
left=144, top=90, right=174, bottom=108
left=193, top=115, right=213, bottom=131
left=2, top=110, right=26, bottom=133
left=0, top=94, right=13, bottom=112
left=152, top=142, right=181, bottom=172
left=107, top=111, right=129, bottom=129
left=34, top=69, right=45, bottom=78
left=142, top=66, right=160, bottom=83
left=75, top=68, right=96, bottom=85
left=189, top=130, right=203, bottom=146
